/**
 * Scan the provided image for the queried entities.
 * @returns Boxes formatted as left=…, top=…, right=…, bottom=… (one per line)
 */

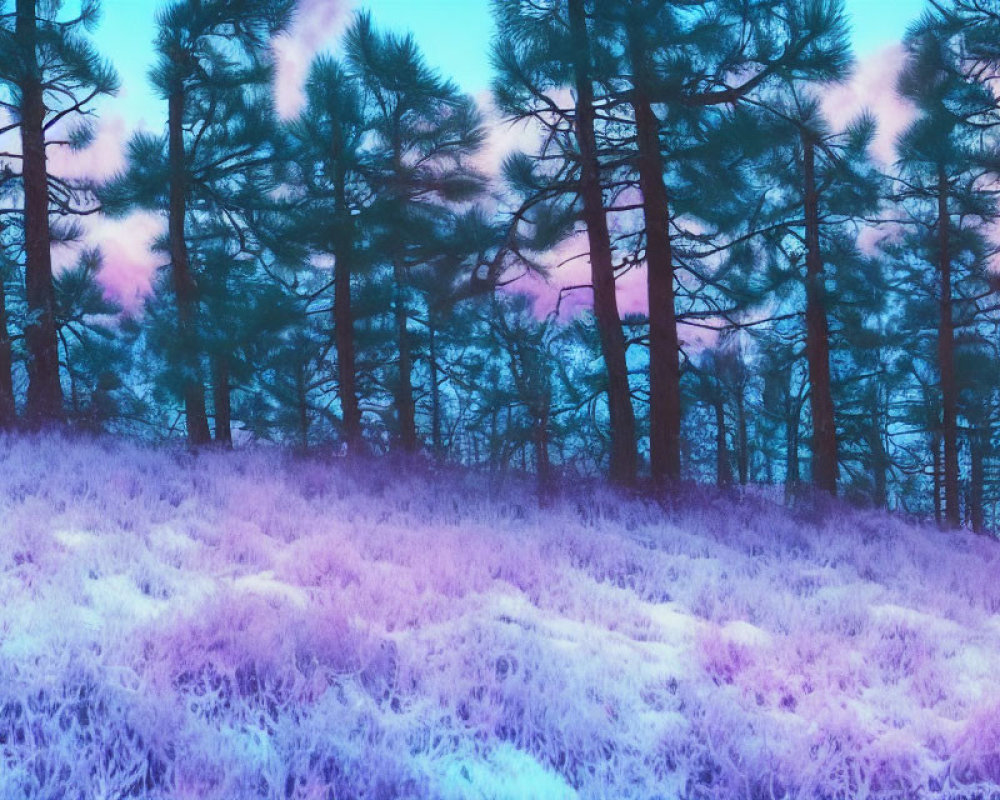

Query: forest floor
left=0, top=434, right=999, bottom=799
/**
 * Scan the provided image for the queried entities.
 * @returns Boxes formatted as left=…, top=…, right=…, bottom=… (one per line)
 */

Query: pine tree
left=895, top=14, right=1000, bottom=527
left=493, top=0, right=638, bottom=483
left=286, top=57, right=369, bottom=449
left=102, top=0, right=293, bottom=445
left=345, top=13, right=485, bottom=453
left=0, top=0, right=118, bottom=424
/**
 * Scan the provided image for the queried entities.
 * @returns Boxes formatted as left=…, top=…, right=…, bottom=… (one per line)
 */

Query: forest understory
left=0, top=434, right=998, bottom=799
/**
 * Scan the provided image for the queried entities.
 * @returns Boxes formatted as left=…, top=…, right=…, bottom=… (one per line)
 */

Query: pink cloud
left=272, top=0, right=351, bottom=119
left=46, top=112, right=130, bottom=182
left=511, top=231, right=648, bottom=321
left=822, top=44, right=917, bottom=165
left=50, top=212, right=164, bottom=313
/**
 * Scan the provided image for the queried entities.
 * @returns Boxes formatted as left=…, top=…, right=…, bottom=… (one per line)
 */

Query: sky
left=73, top=0, right=932, bottom=307
left=93, top=0, right=929, bottom=126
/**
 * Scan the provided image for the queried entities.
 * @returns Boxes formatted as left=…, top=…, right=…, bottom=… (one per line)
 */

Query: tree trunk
left=168, top=86, right=211, bottom=446
left=785, top=400, right=800, bottom=496
left=567, top=0, right=637, bottom=485
left=626, top=18, right=681, bottom=484
left=801, top=135, right=838, bottom=494
left=428, top=320, right=443, bottom=460
left=17, top=0, right=62, bottom=426
left=332, top=159, right=362, bottom=448
left=392, top=257, right=418, bottom=452
left=296, top=360, right=309, bottom=449
left=535, top=400, right=552, bottom=502
left=714, top=397, right=731, bottom=487
left=932, top=432, right=943, bottom=525
left=937, top=168, right=960, bottom=527
left=212, top=354, right=232, bottom=446
left=970, top=425, right=986, bottom=534
left=736, top=393, right=749, bottom=486
left=869, top=396, right=888, bottom=509
left=0, top=264, right=16, bottom=428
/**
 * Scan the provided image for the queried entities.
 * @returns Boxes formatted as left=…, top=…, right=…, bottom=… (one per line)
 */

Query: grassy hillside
left=0, top=434, right=998, bottom=799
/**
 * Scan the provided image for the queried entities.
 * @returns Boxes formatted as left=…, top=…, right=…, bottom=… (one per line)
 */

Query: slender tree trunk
left=937, top=168, right=960, bottom=527
left=626, top=19, right=681, bottom=483
left=535, top=400, right=552, bottom=501
left=428, top=320, right=443, bottom=460
left=736, top=394, right=749, bottom=486
left=933, top=432, right=943, bottom=525
left=392, top=257, right=418, bottom=452
left=869, top=396, right=888, bottom=509
left=0, top=265, right=16, bottom=429
left=212, top=354, right=232, bottom=446
left=567, top=0, right=637, bottom=484
left=167, top=86, right=211, bottom=445
left=17, top=0, right=62, bottom=425
left=970, top=425, right=986, bottom=534
left=801, top=136, right=838, bottom=494
left=296, top=360, right=309, bottom=449
left=714, top=397, right=731, bottom=487
left=332, top=160, right=362, bottom=448
left=785, top=400, right=800, bottom=496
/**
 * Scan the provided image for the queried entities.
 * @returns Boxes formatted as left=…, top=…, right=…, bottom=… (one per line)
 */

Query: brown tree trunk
left=736, top=393, right=749, bottom=486
left=626, top=17, right=681, bottom=484
left=392, top=257, right=418, bottom=452
left=785, top=400, right=800, bottom=496
left=937, top=168, right=960, bottom=527
left=0, top=267, right=15, bottom=428
left=332, top=160, right=362, bottom=448
left=714, top=397, right=731, bottom=487
left=567, top=0, right=637, bottom=484
left=535, top=401, right=552, bottom=502
left=212, top=354, right=232, bottom=446
left=801, top=135, right=838, bottom=494
left=932, top=432, right=943, bottom=525
left=17, top=0, right=62, bottom=426
left=970, top=427, right=985, bottom=534
left=296, top=359, right=309, bottom=449
left=428, top=320, right=443, bottom=460
left=168, top=87, right=211, bottom=446
left=869, top=397, right=888, bottom=509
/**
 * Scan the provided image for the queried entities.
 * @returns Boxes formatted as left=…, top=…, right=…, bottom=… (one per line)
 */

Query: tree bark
left=626, top=16, right=681, bottom=484
left=970, top=425, right=986, bottom=534
left=392, top=257, right=418, bottom=452
left=937, top=167, right=960, bottom=527
left=332, top=158, right=362, bottom=448
left=535, top=401, right=552, bottom=501
left=785, top=399, right=800, bottom=496
left=736, top=392, right=749, bottom=485
left=801, top=135, right=838, bottom=494
left=428, top=320, right=443, bottom=460
left=17, top=0, right=62, bottom=425
left=0, top=267, right=15, bottom=428
left=869, top=395, right=888, bottom=509
left=567, top=0, right=637, bottom=484
left=211, top=354, right=232, bottom=446
left=714, top=397, right=731, bottom=487
left=168, top=86, right=211, bottom=446
left=932, top=432, right=943, bottom=525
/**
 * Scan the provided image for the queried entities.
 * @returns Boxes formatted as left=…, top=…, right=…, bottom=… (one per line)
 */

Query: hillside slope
left=0, top=435, right=999, bottom=799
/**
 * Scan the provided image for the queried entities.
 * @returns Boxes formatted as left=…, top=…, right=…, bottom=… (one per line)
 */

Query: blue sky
left=93, top=0, right=931, bottom=127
